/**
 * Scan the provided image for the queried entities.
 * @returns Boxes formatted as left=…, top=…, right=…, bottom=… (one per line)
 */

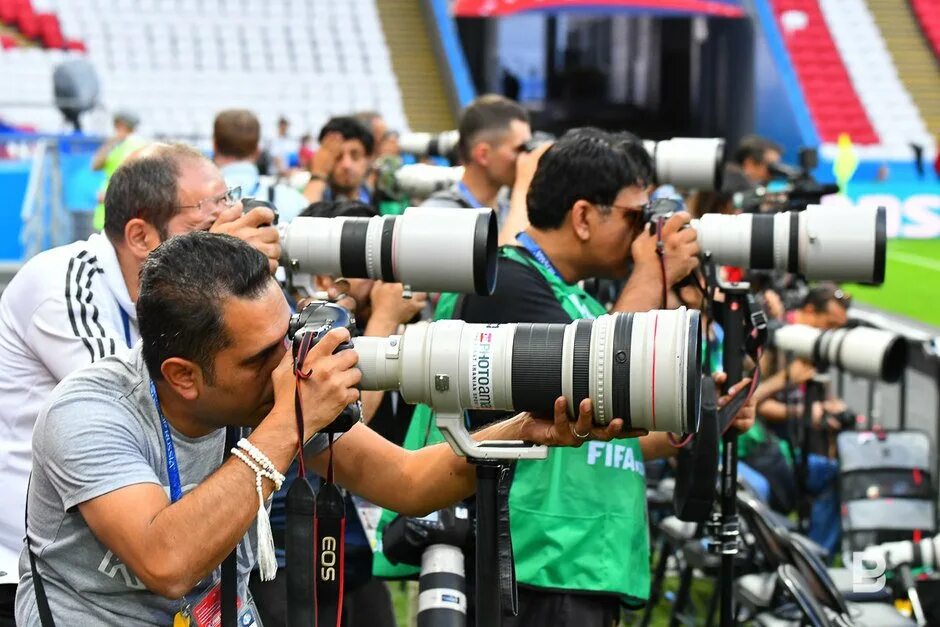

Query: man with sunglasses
left=420, top=94, right=532, bottom=224
left=386, top=128, right=754, bottom=626
left=0, top=142, right=281, bottom=625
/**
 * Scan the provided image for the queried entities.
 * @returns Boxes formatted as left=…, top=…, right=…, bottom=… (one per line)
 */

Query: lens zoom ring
left=593, top=317, right=610, bottom=424
left=511, top=324, right=566, bottom=415
left=611, top=313, right=633, bottom=428
left=571, top=320, right=593, bottom=415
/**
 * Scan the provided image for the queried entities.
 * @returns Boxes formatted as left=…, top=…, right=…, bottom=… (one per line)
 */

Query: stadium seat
left=911, top=0, right=940, bottom=58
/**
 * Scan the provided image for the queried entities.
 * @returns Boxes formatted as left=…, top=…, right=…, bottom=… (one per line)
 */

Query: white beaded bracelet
left=230, top=446, right=281, bottom=581
left=237, top=438, right=284, bottom=484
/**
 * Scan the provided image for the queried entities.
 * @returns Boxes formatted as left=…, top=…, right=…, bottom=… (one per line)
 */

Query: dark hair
left=214, top=109, right=261, bottom=159
left=733, top=134, right=782, bottom=166
left=318, top=116, right=374, bottom=155
left=689, top=190, right=734, bottom=218
left=526, top=128, right=653, bottom=230
left=300, top=199, right=378, bottom=219
left=137, top=231, right=273, bottom=383
left=801, top=283, right=850, bottom=314
left=457, top=94, right=529, bottom=163
left=104, top=143, right=209, bottom=242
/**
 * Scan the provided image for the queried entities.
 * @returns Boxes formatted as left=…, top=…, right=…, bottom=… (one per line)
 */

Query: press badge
left=172, top=581, right=264, bottom=627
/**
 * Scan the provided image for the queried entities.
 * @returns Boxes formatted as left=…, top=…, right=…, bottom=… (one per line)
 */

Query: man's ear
left=160, top=358, right=204, bottom=401
left=570, top=200, right=594, bottom=242
left=124, top=218, right=163, bottom=260
left=471, top=141, right=491, bottom=167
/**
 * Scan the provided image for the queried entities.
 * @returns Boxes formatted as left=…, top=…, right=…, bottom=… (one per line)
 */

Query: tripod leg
left=705, top=577, right=719, bottom=627
left=641, top=538, right=672, bottom=627
left=669, top=562, right=694, bottom=627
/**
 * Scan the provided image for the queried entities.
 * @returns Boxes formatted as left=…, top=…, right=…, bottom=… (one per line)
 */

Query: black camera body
left=241, top=197, right=279, bottom=225
left=382, top=505, right=473, bottom=567
left=288, top=300, right=360, bottom=434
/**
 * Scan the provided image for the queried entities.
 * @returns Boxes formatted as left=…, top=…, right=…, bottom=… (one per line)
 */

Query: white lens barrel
left=694, top=205, right=887, bottom=284
left=280, top=207, right=498, bottom=294
left=645, top=138, right=724, bottom=191
left=773, top=324, right=906, bottom=382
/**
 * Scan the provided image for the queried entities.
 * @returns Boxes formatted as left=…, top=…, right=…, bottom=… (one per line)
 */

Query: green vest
left=373, top=247, right=651, bottom=605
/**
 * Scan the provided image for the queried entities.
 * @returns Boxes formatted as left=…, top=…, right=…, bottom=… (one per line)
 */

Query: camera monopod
left=700, top=262, right=768, bottom=627
left=435, top=413, right=548, bottom=627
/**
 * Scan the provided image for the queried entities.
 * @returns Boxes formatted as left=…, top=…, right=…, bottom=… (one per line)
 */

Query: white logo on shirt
left=98, top=550, right=145, bottom=590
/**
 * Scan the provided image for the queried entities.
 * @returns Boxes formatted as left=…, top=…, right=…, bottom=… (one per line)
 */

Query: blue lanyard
left=118, top=306, right=132, bottom=348
left=457, top=181, right=508, bottom=216
left=150, top=381, right=183, bottom=503
left=516, top=231, right=564, bottom=281
left=324, top=186, right=371, bottom=204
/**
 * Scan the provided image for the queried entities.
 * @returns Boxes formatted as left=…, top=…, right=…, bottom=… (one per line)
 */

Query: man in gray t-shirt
left=15, top=231, right=618, bottom=626
left=16, top=345, right=331, bottom=625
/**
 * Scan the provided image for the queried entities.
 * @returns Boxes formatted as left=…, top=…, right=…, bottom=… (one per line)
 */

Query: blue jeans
left=805, top=454, right=840, bottom=556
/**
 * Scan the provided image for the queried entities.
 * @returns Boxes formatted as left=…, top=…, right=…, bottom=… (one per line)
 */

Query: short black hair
left=801, top=282, right=850, bottom=313
left=300, top=199, right=378, bottom=219
left=318, top=116, right=374, bottom=155
left=457, top=94, right=529, bottom=163
left=733, top=134, right=782, bottom=166
left=138, top=231, right=273, bottom=383
left=526, top=128, right=653, bottom=230
left=104, top=143, right=209, bottom=242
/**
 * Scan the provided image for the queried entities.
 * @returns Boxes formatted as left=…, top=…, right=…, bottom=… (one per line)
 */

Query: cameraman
left=0, top=143, right=280, bottom=624
left=421, top=94, right=531, bottom=225
left=16, top=231, right=625, bottom=625
left=723, top=134, right=783, bottom=190
left=253, top=200, right=426, bottom=627
left=395, top=128, right=754, bottom=625
left=303, top=116, right=375, bottom=206
left=743, top=284, right=853, bottom=554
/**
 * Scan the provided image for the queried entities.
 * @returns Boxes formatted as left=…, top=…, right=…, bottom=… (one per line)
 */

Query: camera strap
left=288, top=330, right=346, bottom=627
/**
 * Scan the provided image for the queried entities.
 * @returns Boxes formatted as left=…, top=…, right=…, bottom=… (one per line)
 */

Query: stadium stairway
left=375, top=0, right=456, bottom=133
left=865, top=0, right=940, bottom=141
left=770, top=0, right=879, bottom=145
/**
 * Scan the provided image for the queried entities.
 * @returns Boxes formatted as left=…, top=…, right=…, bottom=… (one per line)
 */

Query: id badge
left=351, top=494, right=383, bottom=553
left=173, top=581, right=264, bottom=627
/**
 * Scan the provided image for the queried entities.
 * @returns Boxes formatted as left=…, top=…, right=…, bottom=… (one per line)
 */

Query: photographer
left=0, top=143, right=281, bottom=624
left=420, top=95, right=532, bottom=226
left=303, top=116, right=375, bottom=206
left=722, top=134, right=783, bottom=191
left=16, top=231, right=627, bottom=625
left=742, top=284, right=853, bottom=554
left=253, top=200, right=427, bottom=627
left=393, top=128, right=755, bottom=625
left=213, top=109, right=310, bottom=223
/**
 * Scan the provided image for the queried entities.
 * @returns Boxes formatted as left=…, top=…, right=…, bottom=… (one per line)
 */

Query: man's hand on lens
left=518, top=396, right=648, bottom=448
left=631, top=212, right=700, bottom=287
left=289, top=327, right=361, bottom=441
left=310, top=131, right=344, bottom=179
left=210, top=205, right=281, bottom=273
left=369, top=281, right=428, bottom=327
left=713, top=372, right=756, bottom=433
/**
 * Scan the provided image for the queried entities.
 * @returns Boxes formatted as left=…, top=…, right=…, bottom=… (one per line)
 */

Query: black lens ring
left=339, top=218, right=370, bottom=279
left=511, top=323, right=566, bottom=414
left=750, top=214, right=775, bottom=270
left=572, top=320, right=593, bottom=414
left=473, top=211, right=498, bottom=296
left=873, top=206, right=886, bottom=285
left=686, top=310, right=702, bottom=433
left=788, top=212, right=800, bottom=274
left=380, top=216, right=397, bottom=282
left=610, top=313, right=634, bottom=428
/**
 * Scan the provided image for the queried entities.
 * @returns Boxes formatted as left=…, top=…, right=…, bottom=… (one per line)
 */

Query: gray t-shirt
left=16, top=345, right=330, bottom=626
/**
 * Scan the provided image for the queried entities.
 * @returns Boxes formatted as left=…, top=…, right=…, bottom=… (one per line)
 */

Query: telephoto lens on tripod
left=398, top=130, right=461, bottom=159
left=354, top=308, right=702, bottom=432
left=279, top=206, right=497, bottom=295
left=772, top=323, right=907, bottom=382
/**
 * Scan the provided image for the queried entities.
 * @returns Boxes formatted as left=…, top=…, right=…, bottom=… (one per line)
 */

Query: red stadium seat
left=911, top=0, right=940, bottom=58
left=36, top=13, right=63, bottom=48
left=0, top=34, right=15, bottom=49
left=15, top=6, right=38, bottom=40
left=771, top=0, right=879, bottom=144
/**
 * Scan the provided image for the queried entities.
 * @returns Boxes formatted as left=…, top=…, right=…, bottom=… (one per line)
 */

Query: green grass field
left=847, top=238, right=940, bottom=328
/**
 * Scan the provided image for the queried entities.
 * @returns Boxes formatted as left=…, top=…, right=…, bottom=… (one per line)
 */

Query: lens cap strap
left=655, top=216, right=668, bottom=308
left=315, top=434, right=346, bottom=627
left=495, top=464, right=519, bottom=616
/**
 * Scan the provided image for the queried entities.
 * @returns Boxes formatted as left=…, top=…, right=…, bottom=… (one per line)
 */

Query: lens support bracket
left=435, top=412, right=549, bottom=461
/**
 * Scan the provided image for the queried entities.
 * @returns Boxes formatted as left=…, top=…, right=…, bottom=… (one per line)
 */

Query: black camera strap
left=287, top=329, right=346, bottom=627
left=495, top=464, right=518, bottom=615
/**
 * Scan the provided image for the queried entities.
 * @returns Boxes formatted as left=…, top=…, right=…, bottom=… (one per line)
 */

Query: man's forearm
left=303, top=178, right=328, bottom=204
left=142, top=413, right=297, bottom=596
left=614, top=264, right=665, bottom=312
left=639, top=432, right=679, bottom=461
